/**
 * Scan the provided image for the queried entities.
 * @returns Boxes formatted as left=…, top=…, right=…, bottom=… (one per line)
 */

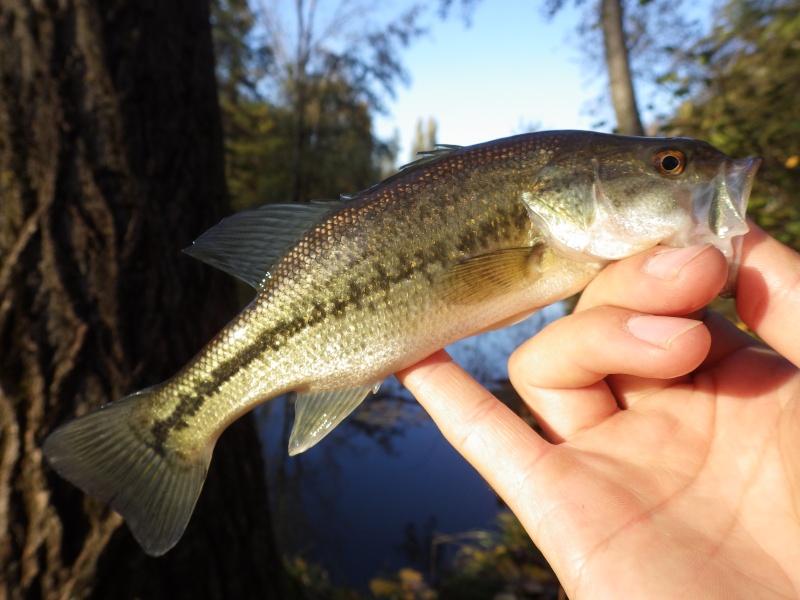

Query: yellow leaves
left=368, top=578, right=398, bottom=596
left=369, top=568, right=437, bottom=600
left=785, top=155, right=799, bottom=169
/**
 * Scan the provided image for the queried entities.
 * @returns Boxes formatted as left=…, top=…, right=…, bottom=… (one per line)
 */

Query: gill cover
left=522, top=147, right=759, bottom=298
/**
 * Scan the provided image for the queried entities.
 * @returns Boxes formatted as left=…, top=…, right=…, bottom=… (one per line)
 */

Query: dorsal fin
left=339, top=144, right=462, bottom=202
left=184, top=201, right=340, bottom=288
left=399, top=144, right=462, bottom=171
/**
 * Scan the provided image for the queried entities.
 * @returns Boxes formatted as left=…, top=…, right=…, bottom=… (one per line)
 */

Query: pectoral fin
left=288, top=383, right=381, bottom=456
left=441, top=246, right=543, bottom=305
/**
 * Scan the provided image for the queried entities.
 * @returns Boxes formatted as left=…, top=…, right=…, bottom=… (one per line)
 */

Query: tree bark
left=600, top=0, right=645, bottom=136
left=0, top=0, right=282, bottom=598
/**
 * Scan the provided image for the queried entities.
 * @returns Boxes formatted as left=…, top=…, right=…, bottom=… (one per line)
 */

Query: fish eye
left=652, top=149, right=686, bottom=175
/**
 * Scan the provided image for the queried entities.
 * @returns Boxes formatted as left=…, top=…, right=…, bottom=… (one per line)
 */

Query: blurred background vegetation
left=1, top=0, right=796, bottom=597
left=213, top=0, right=798, bottom=248
left=209, top=0, right=797, bottom=596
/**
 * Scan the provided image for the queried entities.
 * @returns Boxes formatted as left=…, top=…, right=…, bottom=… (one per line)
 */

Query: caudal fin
left=43, top=392, right=212, bottom=556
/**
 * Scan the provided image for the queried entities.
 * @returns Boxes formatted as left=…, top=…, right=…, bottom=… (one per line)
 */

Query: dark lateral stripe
left=150, top=202, right=530, bottom=451
left=149, top=271, right=384, bottom=452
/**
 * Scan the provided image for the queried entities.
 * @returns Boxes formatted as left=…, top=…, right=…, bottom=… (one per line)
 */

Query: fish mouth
left=712, top=156, right=761, bottom=298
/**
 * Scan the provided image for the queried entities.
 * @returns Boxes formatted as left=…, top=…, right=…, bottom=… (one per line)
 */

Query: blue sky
left=373, top=0, right=716, bottom=163
left=265, top=0, right=715, bottom=164
left=374, top=0, right=610, bottom=162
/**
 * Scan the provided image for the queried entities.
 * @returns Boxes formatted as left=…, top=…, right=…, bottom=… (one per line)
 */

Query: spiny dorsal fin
left=184, top=201, right=340, bottom=288
left=399, top=144, right=462, bottom=171
left=339, top=145, right=462, bottom=202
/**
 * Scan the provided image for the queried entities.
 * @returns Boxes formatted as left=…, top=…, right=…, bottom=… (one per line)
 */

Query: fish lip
left=719, top=156, right=761, bottom=298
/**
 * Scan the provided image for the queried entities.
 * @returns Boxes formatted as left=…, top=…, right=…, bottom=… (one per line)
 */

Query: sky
left=371, top=0, right=719, bottom=164
left=373, top=0, right=611, bottom=163
left=264, top=0, right=715, bottom=166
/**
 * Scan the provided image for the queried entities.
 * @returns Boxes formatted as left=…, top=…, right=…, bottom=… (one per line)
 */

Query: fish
left=43, top=130, right=760, bottom=556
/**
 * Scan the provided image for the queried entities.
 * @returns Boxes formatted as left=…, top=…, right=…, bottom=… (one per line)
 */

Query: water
left=257, top=304, right=565, bottom=591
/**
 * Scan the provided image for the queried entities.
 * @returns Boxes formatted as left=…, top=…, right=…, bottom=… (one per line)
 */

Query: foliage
left=435, top=512, right=560, bottom=600
left=219, top=77, right=389, bottom=210
left=283, top=554, right=363, bottom=599
left=662, top=0, right=800, bottom=250
left=281, top=74, right=395, bottom=202
left=280, top=511, right=560, bottom=600
left=212, top=0, right=269, bottom=99
left=543, top=0, right=702, bottom=130
left=370, top=568, right=438, bottom=600
left=436, top=0, right=483, bottom=24
left=211, top=0, right=422, bottom=208
left=219, top=97, right=287, bottom=210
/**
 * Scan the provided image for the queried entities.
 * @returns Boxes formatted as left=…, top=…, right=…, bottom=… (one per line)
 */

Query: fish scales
left=42, top=130, right=760, bottom=556
left=144, top=138, right=550, bottom=454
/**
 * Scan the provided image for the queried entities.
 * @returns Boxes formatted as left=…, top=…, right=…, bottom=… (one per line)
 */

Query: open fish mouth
left=684, top=155, right=760, bottom=298
left=715, top=156, right=761, bottom=297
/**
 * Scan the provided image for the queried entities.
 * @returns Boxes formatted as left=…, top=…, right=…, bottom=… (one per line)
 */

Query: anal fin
left=288, top=383, right=381, bottom=456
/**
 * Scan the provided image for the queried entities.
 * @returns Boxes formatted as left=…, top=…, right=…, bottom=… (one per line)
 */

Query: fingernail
left=626, top=315, right=702, bottom=348
left=644, top=245, right=710, bottom=279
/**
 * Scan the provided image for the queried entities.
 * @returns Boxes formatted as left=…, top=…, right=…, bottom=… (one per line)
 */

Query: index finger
left=575, top=244, right=728, bottom=316
left=397, top=350, right=549, bottom=505
left=736, top=223, right=800, bottom=368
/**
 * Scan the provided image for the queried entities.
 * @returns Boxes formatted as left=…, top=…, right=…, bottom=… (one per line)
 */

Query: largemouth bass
left=43, top=130, right=759, bottom=556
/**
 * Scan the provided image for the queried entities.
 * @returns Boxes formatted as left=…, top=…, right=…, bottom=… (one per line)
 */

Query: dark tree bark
left=0, top=0, right=282, bottom=598
left=600, top=0, right=645, bottom=136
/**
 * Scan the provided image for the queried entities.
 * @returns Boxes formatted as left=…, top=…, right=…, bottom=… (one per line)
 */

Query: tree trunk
left=600, top=0, right=645, bottom=136
left=0, top=0, right=282, bottom=598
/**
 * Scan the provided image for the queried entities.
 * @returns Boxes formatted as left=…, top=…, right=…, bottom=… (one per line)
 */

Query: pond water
left=257, top=303, right=565, bottom=591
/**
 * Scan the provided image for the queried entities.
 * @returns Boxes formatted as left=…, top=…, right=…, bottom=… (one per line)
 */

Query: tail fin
left=43, top=392, right=212, bottom=556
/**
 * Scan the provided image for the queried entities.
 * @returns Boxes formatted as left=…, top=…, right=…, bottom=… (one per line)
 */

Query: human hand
left=398, top=223, right=800, bottom=599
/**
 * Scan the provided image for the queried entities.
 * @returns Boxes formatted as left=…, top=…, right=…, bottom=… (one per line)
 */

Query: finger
left=700, top=310, right=761, bottom=369
left=576, top=244, right=728, bottom=316
left=397, top=350, right=550, bottom=499
left=509, top=307, right=711, bottom=442
left=736, top=222, right=800, bottom=368
left=700, top=311, right=797, bottom=398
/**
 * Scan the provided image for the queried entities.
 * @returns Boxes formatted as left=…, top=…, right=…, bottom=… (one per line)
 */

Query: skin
left=397, top=222, right=800, bottom=600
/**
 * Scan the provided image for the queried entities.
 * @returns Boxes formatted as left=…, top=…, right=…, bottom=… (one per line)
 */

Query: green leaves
left=212, top=0, right=414, bottom=209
